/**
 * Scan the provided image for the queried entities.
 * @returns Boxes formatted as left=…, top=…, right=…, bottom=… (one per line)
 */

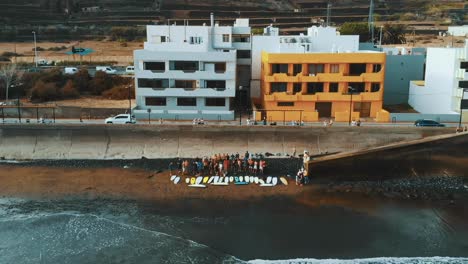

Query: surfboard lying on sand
left=188, top=184, right=206, bottom=188
left=266, top=176, right=272, bottom=184
left=272, top=177, right=278, bottom=186
left=280, top=177, right=288, bottom=185
left=254, top=177, right=259, bottom=184
left=245, top=176, right=250, bottom=183
left=260, top=183, right=275, bottom=187
left=229, top=176, right=234, bottom=183
left=203, top=176, right=209, bottom=183
left=174, top=176, right=181, bottom=184
left=170, top=175, right=177, bottom=182
left=212, top=181, right=228, bottom=186
left=235, top=182, right=248, bottom=185
left=195, top=177, right=203, bottom=185
left=208, top=176, right=215, bottom=184
left=259, top=179, right=265, bottom=185
left=190, top=177, right=196, bottom=185
left=250, top=176, right=254, bottom=182
left=185, top=178, right=190, bottom=184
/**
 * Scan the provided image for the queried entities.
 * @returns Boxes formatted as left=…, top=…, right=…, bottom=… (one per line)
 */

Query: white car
left=105, top=114, right=136, bottom=124
left=96, top=66, right=117, bottom=74
left=64, top=67, right=78, bottom=74
left=125, top=66, right=135, bottom=74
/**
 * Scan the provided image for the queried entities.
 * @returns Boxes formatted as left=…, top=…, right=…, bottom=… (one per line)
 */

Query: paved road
left=0, top=117, right=460, bottom=128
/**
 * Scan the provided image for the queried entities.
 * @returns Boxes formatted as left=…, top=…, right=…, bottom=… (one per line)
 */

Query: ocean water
left=1, top=197, right=468, bottom=264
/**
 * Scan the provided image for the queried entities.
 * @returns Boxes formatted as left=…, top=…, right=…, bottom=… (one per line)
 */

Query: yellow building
left=255, top=51, right=390, bottom=123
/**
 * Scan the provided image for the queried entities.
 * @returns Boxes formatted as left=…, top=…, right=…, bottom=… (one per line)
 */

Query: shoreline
left=1, top=161, right=467, bottom=205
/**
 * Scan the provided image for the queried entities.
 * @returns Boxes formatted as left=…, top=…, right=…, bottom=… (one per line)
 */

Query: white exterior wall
left=409, top=41, right=468, bottom=114
left=448, top=26, right=468, bottom=37
left=134, top=19, right=251, bottom=120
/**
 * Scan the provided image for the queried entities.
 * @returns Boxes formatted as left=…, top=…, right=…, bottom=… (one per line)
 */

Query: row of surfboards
left=170, top=175, right=289, bottom=188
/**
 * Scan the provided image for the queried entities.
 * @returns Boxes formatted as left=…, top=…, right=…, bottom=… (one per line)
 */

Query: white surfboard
left=239, top=176, right=244, bottom=182
left=266, top=176, right=272, bottom=184
left=229, top=176, right=234, bottom=183
left=212, top=181, right=229, bottom=186
left=170, top=175, right=177, bottom=182
left=254, top=177, right=259, bottom=184
left=250, top=176, right=254, bottom=182
left=207, top=176, right=215, bottom=184
left=196, top=176, right=203, bottom=185
left=188, top=184, right=206, bottom=188
left=213, top=176, right=220, bottom=184
left=224, top=177, right=229, bottom=184
left=260, top=183, right=274, bottom=187
left=185, top=178, right=190, bottom=184
left=245, top=176, right=250, bottom=183
left=280, top=177, right=288, bottom=185
left=272, top=177, right=278, bottom=186
left=259, top=179, right=265, bottom=185
left=174, top=176, right=181, bottom=184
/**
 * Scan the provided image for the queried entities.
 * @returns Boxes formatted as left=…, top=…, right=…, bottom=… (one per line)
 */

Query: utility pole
left=32, top=31, right=38, bottom=68
left=368, top=0, right=375, bottom=43
left=326, top=2, right=332, bottom=27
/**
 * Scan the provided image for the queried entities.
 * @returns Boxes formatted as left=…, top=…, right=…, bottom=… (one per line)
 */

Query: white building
left=448, top=25, right=468, bottom=37
left=250, top=25, right=359, bottom=98
left=408, top=40, right=468, bottom=115
left=133, top=15, right=251, bottom=120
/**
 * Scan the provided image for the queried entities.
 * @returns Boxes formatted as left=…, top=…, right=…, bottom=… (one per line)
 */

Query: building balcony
left=137, top=87, right=235, bottom=98
left=263, top=91, right=382, bottom=102
left=264, top=72, right=383, bottom=83
left=138, top=70, right=235, bottom=80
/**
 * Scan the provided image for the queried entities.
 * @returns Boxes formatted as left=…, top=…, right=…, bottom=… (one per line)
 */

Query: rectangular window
left=293, top=83, right=302, bottom=94
left=277, top=102, right=294, bottom=107
left=330, top=64, right=340, bottom=73
left=348, top=82, right=365, bottom=93
left=174, top=80, right=196, bottom=89
left=172, top=61, right=199, bottom=72
left=232, top=34, right=250, bottom=43
left=144, top=62, right=165, bottom=72
left=270, top=83, right=287, bottom=93
left=459, top=81, right=468, bottom=88
left=271, top=64, right=288, bottom=74
left=237, top=50, right=251, bottom=59
left=138, top=78, right=169, bottom=89
left=293, top=64, right=302, bottom=76
left=308, top=64, right=324, bottom=75
left=372, top=64, right=382, bottom=73
left=214, top=62, right=226, bottom=73
left=461, top=61, right=468, bottom=70
left=190, top=36, right=202, bottom=44
left=206, top=80, right=226, bottom=89
left=349, top=64, right=367, bottom=76
left=371, top=83, right=380, bottom=92
left=222, top=34, right=230, bottom=42
left=306, top=83, right=324, bottom=94
left=205, top=98, right=226, bottom=107
left=329, top=83, right=339, bottom=92
left=177, top=97, right=197, bottom=106
left=145, top=97, right=166, bottom=106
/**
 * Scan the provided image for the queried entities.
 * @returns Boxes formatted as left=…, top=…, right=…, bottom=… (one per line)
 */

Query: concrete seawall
left=0, top=125, right=454, bottom=160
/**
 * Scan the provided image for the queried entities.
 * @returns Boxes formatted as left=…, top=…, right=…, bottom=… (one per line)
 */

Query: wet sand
left=0, top=165, right=303, bottom=201
left=1, top=164, right=467, bottom=205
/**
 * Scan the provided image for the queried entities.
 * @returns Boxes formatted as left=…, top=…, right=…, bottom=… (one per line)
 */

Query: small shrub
left=102, top=84, right=135, bottom=100
left=61, top=80, right=80, bottom=99
left=32, top=47, right=45, bottom=52
left=1, top=52, right=20, bottom=58
left=29, top=80, right=59, bottom=102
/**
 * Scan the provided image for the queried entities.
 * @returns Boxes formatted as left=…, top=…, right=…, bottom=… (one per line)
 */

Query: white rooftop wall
left=448, top=25, right=468, bottom=37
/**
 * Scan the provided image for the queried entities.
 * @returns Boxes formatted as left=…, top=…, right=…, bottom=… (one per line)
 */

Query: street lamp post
left=458, top=88, right=467, bottom=129
left=348, top=86, right=355, bottom=126
left=128, top=84, right=132, bottom=117
left=379, top=25, right=383, bottom=47
left=32, top=31, right=38, bottom=68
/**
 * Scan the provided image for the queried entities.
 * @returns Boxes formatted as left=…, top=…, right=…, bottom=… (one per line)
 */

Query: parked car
left=64, top=67, right=78, bottom=74
left=125, top=66, right=135, bottom=74
left=96, top=66, right=117, bottom=74
left=414, top=119, right=446, bottom=127
left=105, top=114, right=136, bottom=124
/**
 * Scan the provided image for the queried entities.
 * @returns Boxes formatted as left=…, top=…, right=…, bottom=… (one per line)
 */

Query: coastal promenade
left=0, top=124, right=453, bottom=160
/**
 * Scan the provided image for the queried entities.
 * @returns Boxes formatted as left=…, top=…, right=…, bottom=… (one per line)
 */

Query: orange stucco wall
left=258, top=51, right=389, bottom=122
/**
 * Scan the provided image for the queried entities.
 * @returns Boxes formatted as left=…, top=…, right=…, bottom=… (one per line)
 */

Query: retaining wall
left=0, top=125, right=453, bottom=160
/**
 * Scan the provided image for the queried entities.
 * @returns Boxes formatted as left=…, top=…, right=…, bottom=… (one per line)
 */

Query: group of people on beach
left=169, top=151, right=267, bottom=177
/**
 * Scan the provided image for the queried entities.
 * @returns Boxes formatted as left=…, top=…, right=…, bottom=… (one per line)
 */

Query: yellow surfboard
left=190, top=177, right=196, bottom=185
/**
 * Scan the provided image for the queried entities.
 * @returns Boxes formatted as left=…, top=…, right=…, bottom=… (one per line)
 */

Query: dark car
left=414, top=119, right=445, bottom=127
